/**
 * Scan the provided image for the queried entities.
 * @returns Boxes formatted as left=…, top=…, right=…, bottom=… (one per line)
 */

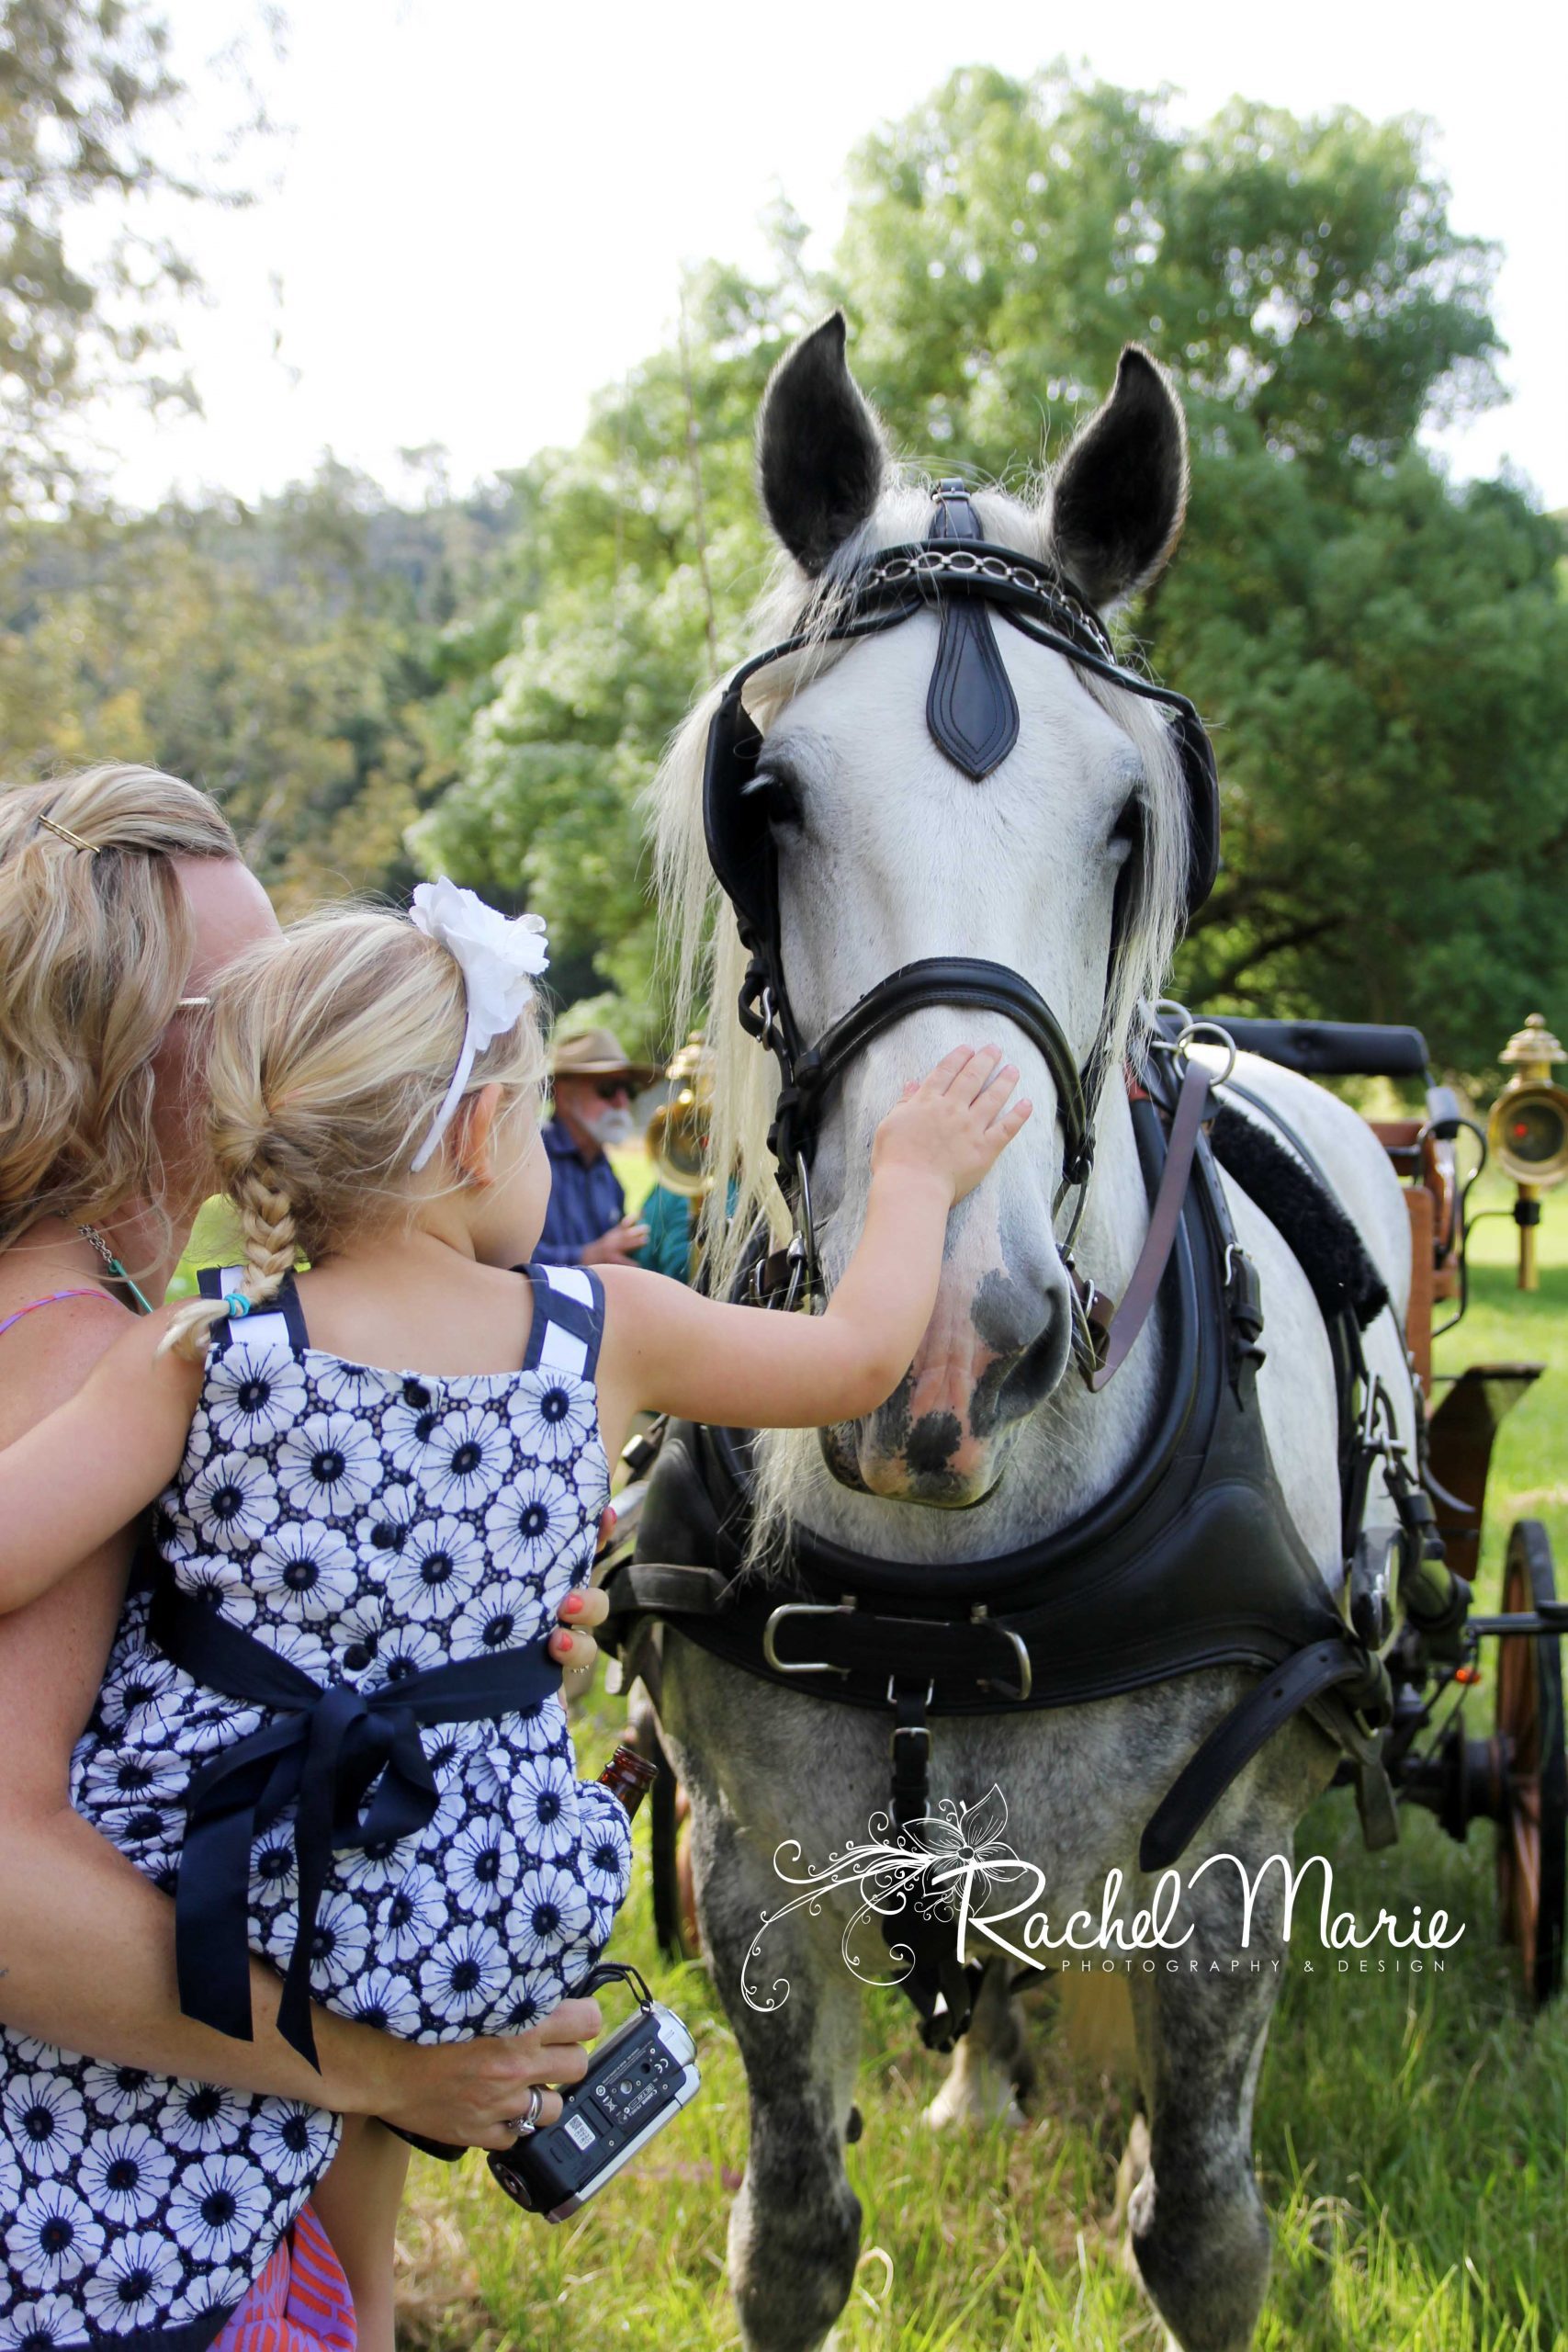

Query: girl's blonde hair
left=0, top=765, right=241, bottom=1253
left=163, top=906, right=549, bottom=1362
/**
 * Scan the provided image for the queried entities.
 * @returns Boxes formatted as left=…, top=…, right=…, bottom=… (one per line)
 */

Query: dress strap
left=517, top=1261, right=605, bottom=1379
left=0, top=1288, right=118, bottom=1341
left=197, top=1264, right=310, bottom=1361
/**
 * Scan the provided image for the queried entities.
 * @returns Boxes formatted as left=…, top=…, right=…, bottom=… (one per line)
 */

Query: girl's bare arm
left=596, top=1045, right=1031, bottom=1443
left=0, top=1307, right=199, bottom=1612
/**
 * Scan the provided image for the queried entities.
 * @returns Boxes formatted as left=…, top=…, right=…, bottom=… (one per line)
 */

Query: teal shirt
left=636, top=1183, right=695, bottom=1282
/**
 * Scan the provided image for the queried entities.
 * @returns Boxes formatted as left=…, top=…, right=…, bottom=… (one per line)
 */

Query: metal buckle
left=991, top=1628, right=1033, bottom=1702
left=1174, top=1019, right=1238, bottom=1089
left=750, top=1230, right=810, bottom=1313
left=887, top=1677, right=936, bottom=1713
left=761, top=1601, right=853, bottom=1676
left=888, top=1678, right=935, bottom=1767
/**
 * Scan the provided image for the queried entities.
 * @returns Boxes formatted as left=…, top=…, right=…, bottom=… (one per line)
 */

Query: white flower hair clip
left=408, top=878, right=549, bottom=1173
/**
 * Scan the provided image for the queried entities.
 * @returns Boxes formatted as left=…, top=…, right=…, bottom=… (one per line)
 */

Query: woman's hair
left=0, top=765, right=241, bottom=1253
left=163, top=906, right=549, bottom=1363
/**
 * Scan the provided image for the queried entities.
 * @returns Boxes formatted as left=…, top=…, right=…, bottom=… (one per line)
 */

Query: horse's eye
left=752, top=769, right=804, bottom=831
left=1111, top=795, right=1144, bottom=853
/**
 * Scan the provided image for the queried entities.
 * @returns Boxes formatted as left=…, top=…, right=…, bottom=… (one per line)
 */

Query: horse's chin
left=818, top=1417, right=1012, bottom=1509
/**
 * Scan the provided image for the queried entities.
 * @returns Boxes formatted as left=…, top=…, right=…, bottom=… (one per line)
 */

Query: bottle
left=599, top=1743, right=659, bottom=1819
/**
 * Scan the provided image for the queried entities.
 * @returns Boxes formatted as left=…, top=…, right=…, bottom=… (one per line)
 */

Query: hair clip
left=223, top=1293, right=253, bottom=1317
left=176, top=995, right=211, bottom=1012
left=39, top=814, right=98, bottom=854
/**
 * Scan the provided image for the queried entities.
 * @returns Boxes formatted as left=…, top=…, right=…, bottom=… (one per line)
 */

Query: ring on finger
left=504, top=2085, right=546, bottom=2139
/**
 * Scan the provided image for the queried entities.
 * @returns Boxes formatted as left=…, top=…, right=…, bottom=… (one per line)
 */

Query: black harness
left=609, top=1046, right=1397, bottom=2038
left=704, top=481, right=1219, bottom=1314
left=610, top=488, right=1402, bottom=2047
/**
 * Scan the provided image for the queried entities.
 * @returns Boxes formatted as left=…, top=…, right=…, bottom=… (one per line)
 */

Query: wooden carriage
left=1204, top=1017, right=1565, bottom=2004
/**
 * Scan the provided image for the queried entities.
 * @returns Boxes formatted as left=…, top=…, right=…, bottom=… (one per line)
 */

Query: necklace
left=77, top=1225, right=155, bottom=1315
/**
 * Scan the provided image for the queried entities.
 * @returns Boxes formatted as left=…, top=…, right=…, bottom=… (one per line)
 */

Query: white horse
left=642, top=315, right=1416, bottom=2352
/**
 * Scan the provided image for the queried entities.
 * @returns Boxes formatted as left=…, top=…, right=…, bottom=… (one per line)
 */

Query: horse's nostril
left=994, top=1310, right=1071, bottom=1422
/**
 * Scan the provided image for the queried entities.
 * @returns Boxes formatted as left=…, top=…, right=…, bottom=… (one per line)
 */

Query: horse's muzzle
left=820, top=1266, right=1072, bottom=1506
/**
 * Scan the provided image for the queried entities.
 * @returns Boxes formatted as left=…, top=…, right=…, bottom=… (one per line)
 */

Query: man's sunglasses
left=593, top=1080, right=631, bottom=1102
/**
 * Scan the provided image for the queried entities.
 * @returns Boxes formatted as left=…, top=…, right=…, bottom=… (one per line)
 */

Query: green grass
left=390, top=1187, right=1568, bottom=2348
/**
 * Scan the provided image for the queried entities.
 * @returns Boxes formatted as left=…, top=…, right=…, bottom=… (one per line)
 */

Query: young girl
left=0, top=879, right=1030, bottom=2345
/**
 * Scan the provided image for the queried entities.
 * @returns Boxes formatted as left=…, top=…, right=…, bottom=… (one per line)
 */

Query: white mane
left=652, top=471, right=1191, bottom=1313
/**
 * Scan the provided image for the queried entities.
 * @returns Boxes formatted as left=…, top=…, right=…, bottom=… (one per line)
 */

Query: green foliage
left=834, top=69, right=1501, bottom=472
left=0, top=462, right=518, bottom=912
left=412, top=239, right=819, bottom=1025
left=1163, top=445, right=1568, bottom=1067
left=420, top=66, right=1561, bottom=1069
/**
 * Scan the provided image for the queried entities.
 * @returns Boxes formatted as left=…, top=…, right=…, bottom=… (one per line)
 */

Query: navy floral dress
left=0, top=1263, right=633, bottom=2349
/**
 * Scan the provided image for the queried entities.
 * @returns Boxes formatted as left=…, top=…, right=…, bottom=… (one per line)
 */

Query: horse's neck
left=776, top=1082, right=1164, bottom=1563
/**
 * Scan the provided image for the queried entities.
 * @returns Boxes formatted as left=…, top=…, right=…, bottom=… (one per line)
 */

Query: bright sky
left=99, top=0, right=1568, bottom=512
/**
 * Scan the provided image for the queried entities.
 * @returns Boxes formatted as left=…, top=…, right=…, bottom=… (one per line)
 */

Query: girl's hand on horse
left=371, top=1995, right=605, bottom=2151
left=872, top=1044, right=1032, bottom=1204
left=592, top=1048, right=1032, bottom=1442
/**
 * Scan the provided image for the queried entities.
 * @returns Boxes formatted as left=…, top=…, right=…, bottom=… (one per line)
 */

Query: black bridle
left=701, top=483, right=1220, bottom=1326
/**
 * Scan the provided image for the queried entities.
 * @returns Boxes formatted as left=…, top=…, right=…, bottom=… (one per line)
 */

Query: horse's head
left=663, top=315, right=1193, bottom=1510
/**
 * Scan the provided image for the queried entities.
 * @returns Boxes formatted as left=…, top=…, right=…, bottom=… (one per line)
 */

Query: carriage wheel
left=1495, top=1521, right=1568, bottom=2005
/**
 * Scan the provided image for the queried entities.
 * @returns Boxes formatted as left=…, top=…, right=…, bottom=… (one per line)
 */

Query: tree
left=425, top=66, right=1562, bottom=1070
left=0, top=0, right=259, bottom=511
left=0, top=462, right=513, bottom=912
left=411, top=243, right=819, bottom=1030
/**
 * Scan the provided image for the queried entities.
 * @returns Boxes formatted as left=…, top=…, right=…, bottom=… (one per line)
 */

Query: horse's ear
left=758, top=311, right=888, bottom=575
left=1044, top=345, right=1189, bottom=608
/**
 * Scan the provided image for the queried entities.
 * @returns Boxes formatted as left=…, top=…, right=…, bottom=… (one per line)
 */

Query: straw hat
left=550, top=1026, right=660, bottom=1087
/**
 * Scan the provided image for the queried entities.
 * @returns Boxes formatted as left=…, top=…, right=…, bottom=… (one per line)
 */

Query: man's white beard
left=581, top=1102, right=637, bottom=1148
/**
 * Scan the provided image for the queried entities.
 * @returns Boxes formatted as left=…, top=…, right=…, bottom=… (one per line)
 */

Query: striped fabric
left=212, top=2203, right=356, bottom=2352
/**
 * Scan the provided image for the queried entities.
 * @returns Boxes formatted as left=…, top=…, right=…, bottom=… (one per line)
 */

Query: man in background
left=535, top=1026, right=659, bottom=1268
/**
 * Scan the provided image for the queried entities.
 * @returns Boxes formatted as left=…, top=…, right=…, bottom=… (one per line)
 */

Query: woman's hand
left=871, top=1043, right=1032, bottom=1205
left=546, top=1504, right=615, bottom=1672
left=372, top=1997, right=605, bottom=2151
left=547, top=1579, right=607, bottom=1672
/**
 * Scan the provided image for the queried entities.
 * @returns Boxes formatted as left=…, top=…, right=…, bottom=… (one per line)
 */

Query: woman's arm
left=0, top=1306, right=199, bottom=1611
left=596, top=1045, right=1030, bottom=1442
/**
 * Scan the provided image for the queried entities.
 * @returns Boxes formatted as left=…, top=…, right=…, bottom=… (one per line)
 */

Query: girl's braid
left=233, top=1162, right=298, bottom=1312
left=159, top=1160, right=299, bottom=1365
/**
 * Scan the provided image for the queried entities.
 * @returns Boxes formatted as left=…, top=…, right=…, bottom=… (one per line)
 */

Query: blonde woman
left=0, top=773, right=605, bottom=2351
left=0, top=869, right=1031, bottom=2346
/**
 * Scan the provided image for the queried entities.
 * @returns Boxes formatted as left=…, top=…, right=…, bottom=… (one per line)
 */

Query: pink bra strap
left=0, top=1289, right=118, bottom=1342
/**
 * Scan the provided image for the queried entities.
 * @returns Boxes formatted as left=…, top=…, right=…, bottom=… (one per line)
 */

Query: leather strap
left=799, top=956, right=1093, bottom=1187
left=602, top=1561, right=730, bottom=1622
left=1087, top=1056, right=1212, bottom=1389
left=1138, top=1637, right=1380, bottom=1871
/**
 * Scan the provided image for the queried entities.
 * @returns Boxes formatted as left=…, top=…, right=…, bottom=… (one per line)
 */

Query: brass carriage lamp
left=1487, top=1015, right=1568, bottom=1290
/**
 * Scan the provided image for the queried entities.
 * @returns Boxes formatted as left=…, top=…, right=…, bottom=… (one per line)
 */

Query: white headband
left=408, top=878, right=549, bottom=1174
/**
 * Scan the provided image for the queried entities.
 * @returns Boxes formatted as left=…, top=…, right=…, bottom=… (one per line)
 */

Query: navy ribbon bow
left=149, top=1583, right=563, bottom=2068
